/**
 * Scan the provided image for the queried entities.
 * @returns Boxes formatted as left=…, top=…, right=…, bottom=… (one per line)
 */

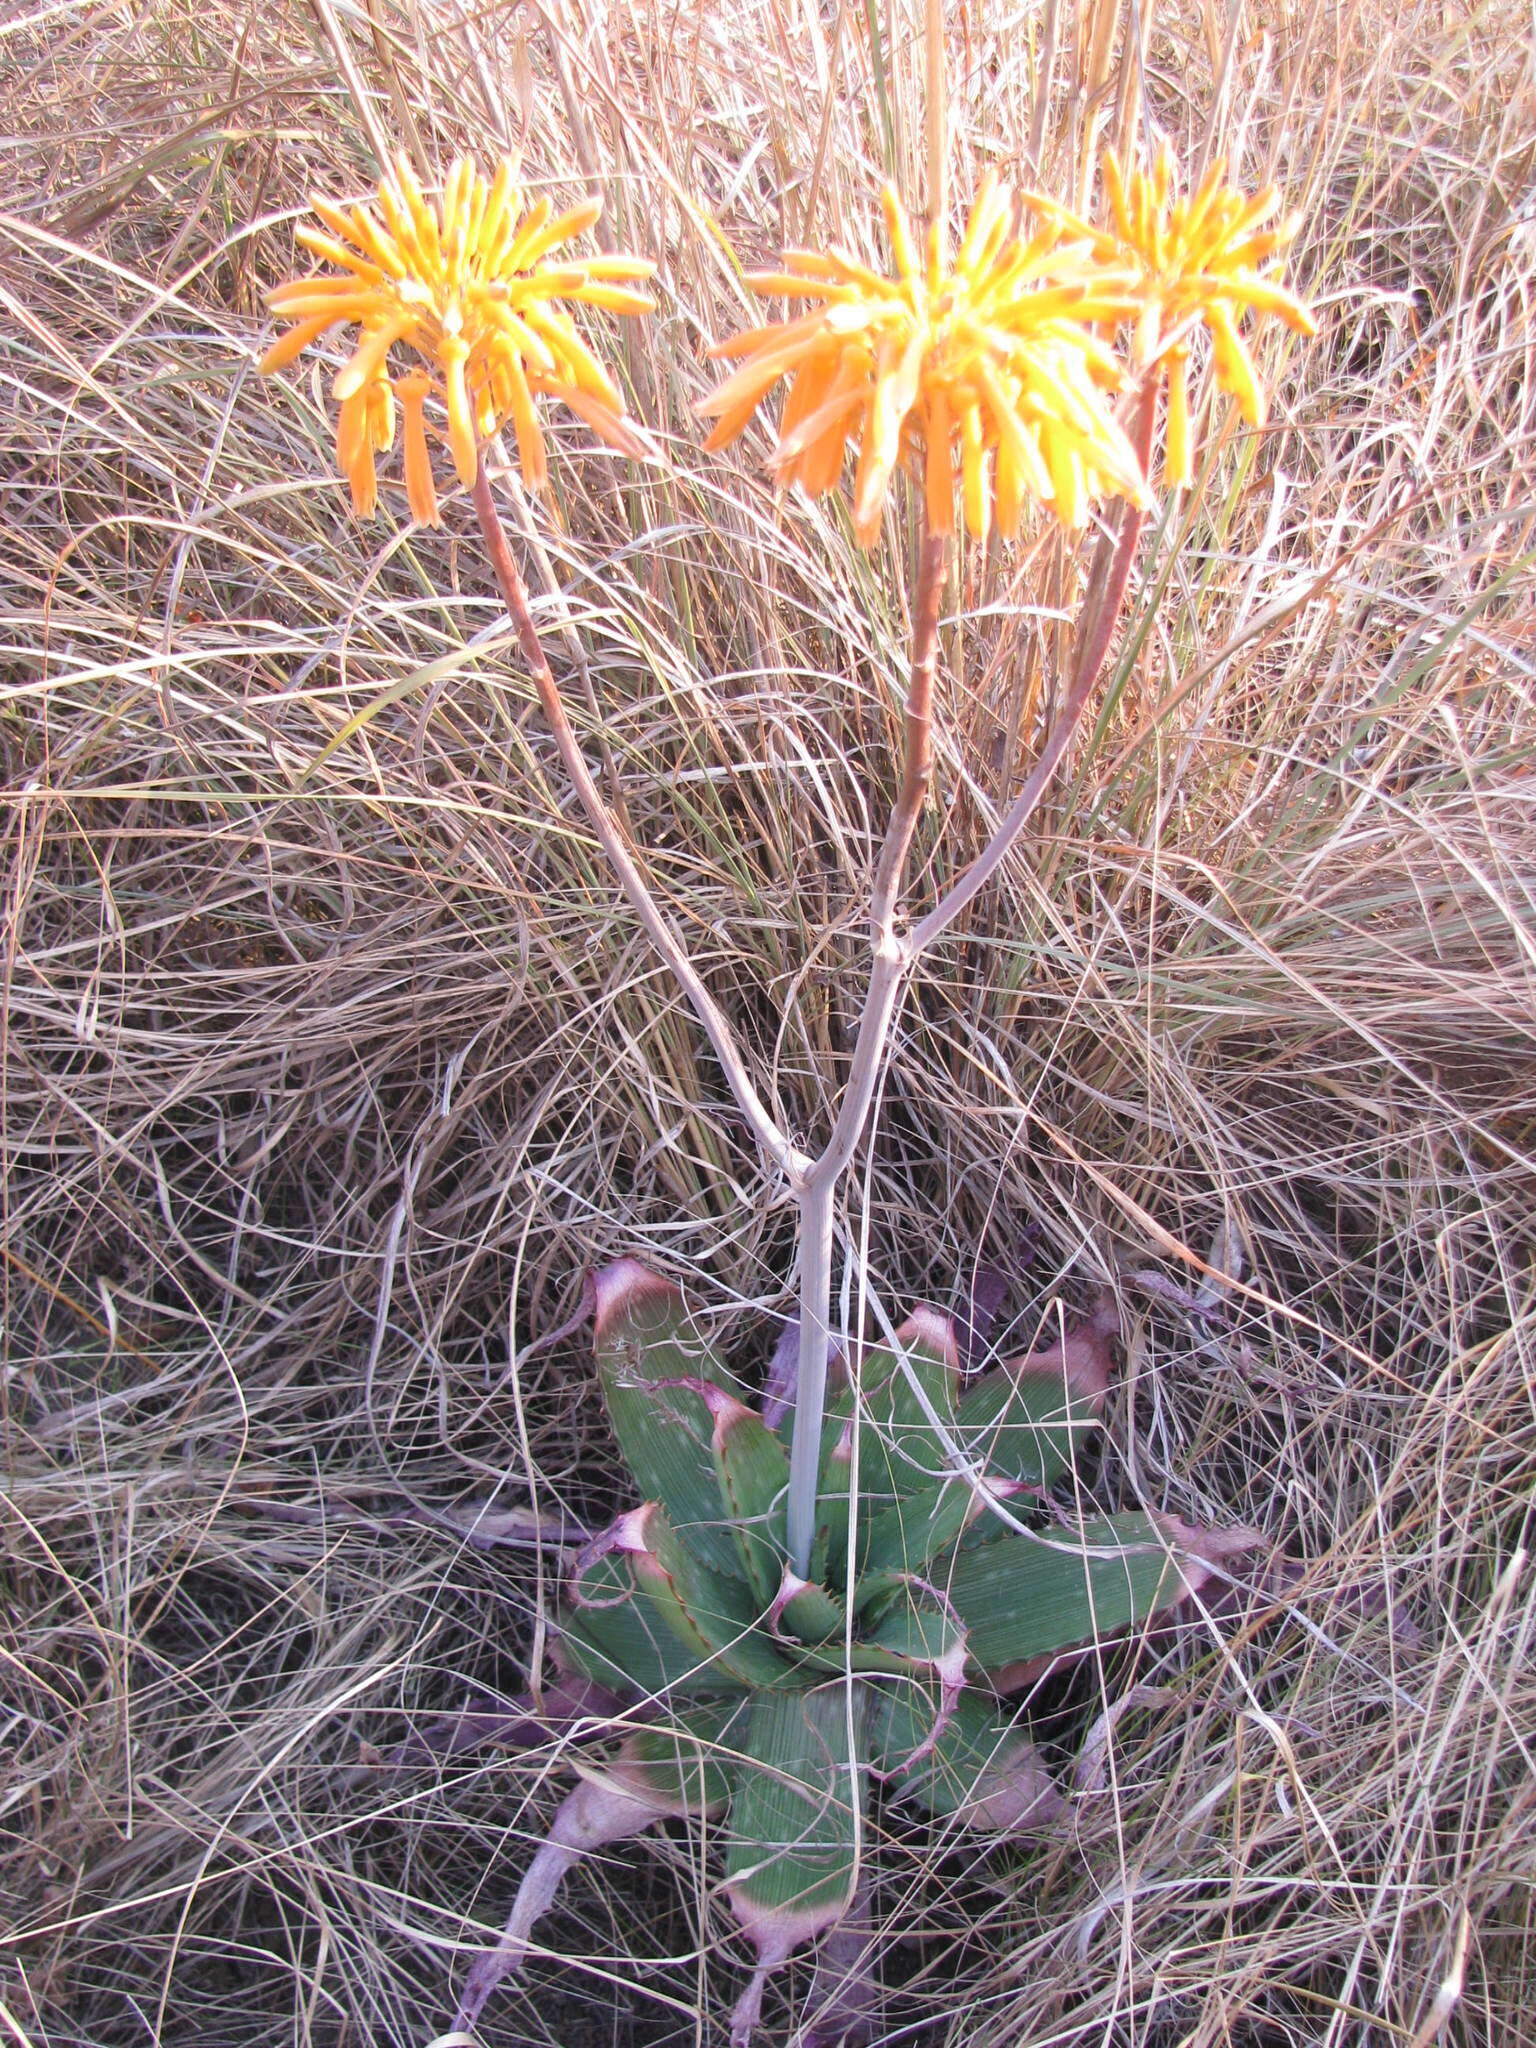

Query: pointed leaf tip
left=724, top=1688, right=867, bottom=2039
left=1157, top=1514, right=1268, bottom=1600
left=591, top=1258, right=682, bottom=1341
left=613, top=1503, right=660, bottom=1553
left=455, top=1771, right=668, bottom=2029
left=1008, top=1294, right=1118, bottom=1408
left=963, top=1738, right=1069, bottom=1837
left=894, top=1305, right=961, bottom=1369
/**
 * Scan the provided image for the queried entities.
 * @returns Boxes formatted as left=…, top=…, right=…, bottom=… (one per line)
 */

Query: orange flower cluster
left=261, top=146, right=1315, bottom=534
left=697, top=177, right=1151, bottom=546
left=1058, top=147, right=1317, bottom=486
left=262, top=155, right=654, bottom=524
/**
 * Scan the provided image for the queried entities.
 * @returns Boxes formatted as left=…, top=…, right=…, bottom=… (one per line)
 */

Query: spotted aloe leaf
left=810, top=1312, right=965, bottom=1587
left=955, top=1297, right=1114, bottom=1489
left=866, top=1684, right=1067, bottom=1834
left=808, top=1387, right=857, bottom=1585
left=724, top=1683, right=869, bottom=2047
left=558, top=1542, right=746, bottom=1698
left=456, top=1263, right=1265, bottom=2043
left=858, top=1469, right=1021, bottom=1578
left=851, top=1308, right=962, bottom=1500
left=609, top=1501, right=801, bottom=1690
left=774, top=1573, right=849, bottom=1646
left=709, top=1388, right=791, bottom=1605
left=593, top=1260, right=748, bottom=1581
left=948, top=1509, right=1247, bottom=1686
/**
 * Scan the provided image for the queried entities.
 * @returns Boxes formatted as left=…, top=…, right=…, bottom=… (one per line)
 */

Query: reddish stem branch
left=471, top=458, right=804, bottom=1183
left=870, top=530, right=946, bottom=938
left=910, top=378, right=1159, bottom=953
left=783, top=531, right=946, bottom=1571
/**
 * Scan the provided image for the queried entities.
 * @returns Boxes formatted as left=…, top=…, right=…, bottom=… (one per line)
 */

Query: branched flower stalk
left=260, top=142, right=1311, bottom=1577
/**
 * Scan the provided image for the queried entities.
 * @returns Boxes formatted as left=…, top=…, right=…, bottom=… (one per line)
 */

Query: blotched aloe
left=456, top=1261, right=1259, bottom=2042
left=255, top=82, right=1310, bottom=2048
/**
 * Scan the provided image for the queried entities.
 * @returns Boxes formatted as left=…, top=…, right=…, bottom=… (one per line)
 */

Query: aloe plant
left=456, top=1260, right=1260, bottom=2043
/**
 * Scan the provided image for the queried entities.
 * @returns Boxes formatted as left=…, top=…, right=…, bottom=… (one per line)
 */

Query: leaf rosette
left=456, top=1261, right=1261, bottom=2042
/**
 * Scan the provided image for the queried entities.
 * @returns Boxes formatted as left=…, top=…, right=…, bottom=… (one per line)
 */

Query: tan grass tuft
left=3, top=2, right=1533, bottom=2043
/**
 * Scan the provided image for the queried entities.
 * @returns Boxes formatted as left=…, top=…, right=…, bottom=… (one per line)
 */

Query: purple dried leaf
left=1073, top=1684, right=1179, bottom=1794
left=420, top=1501, right=586, bottom=1551
left=1216, top=1553, right=1423, bottom=1651
left=728, top=1895, right=855, bottom=2048
left=801, top=1879, right=880, bottom=2048
left=762, top=1318, right=843, bottom=1431
left=1326, top=1574, right=1424, bottom=1649
left=1125, top=1266, right=1230, bottom=1325
left=956, top=1263, right=1010, bottom=1372
left=962, top=1735, right=1070, bottom=1837
left=393, top=1673, right=630, bottom=1766
left=455, top=1725, right=726, bottom=2033
left=453, top=1771, right=670, bottom=2029
left=230, top=1492, right=584, bottom=1552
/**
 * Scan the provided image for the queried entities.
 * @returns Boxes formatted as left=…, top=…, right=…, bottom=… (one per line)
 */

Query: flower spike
left=261, top=153, right=656, bottom=523
left=699, top=175, right=1152, bottom=546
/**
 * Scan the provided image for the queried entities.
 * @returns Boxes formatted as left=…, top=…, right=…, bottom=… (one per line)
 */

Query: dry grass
left=3, top=2, right=1533, bottom=2045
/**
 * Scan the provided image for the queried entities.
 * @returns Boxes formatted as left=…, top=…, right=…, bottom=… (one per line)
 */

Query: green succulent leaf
left=953, top=1312, right=1110, bottom=1491
left=620, top=1503, right=804, bottom=1692
left=863, top=1584, right=963, bottom=1668
left=812, top=1314, right=967, bottom=1590
left=858, top=1472, right=1016, bottom=1579
left=851, top=1309, right=962, bottom=1501
left=809, top=1388, right=856, bottom=1587
left=559, top=1547, right=747, bottom=1698
left=593, top=1262, right=748, bottom=1581
left=776, top=1576, right=847, bottom=1646
left=724, top=1683, right=868, bottom=1947
left=946, top=1510, right=1195, bottom=1680
left=620, top=1699, right=751, bottom=1812
left=867, top=1684, right=1065, bottom=1832
left=710, top=1395, right=791, bottom=1605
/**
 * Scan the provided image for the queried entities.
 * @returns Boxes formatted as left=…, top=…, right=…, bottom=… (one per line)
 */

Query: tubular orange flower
left=698, top=176, right=1152, bottom=547
left=261, top=154, right=656, bottom=524
left=1053, top=146, right=1316, bottom=487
